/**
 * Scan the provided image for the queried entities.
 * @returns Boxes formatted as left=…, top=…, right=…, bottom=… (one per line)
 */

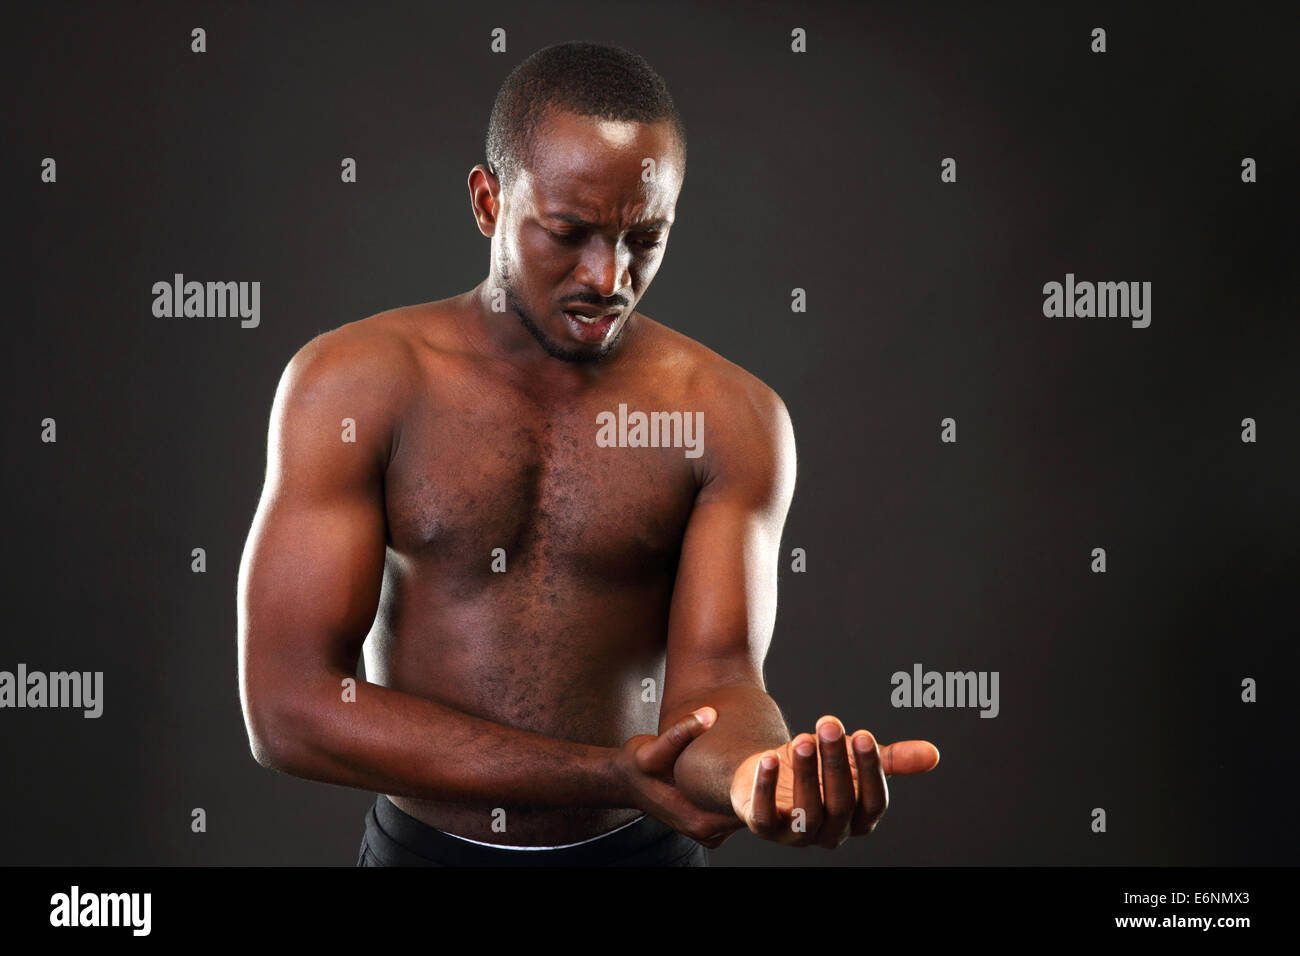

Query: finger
left=789, top=734, right=823, bottom=845
left=636, top=708, right=716, bottom=775
left=849, top=731, right=889, bottom=835
left=748, top=751, right=782, bottom=838
left=879, top=739, right=941, bottom=777
left=815, top=716, right=856, bottom=847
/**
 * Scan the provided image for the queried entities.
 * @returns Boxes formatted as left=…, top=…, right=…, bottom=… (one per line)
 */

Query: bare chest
left=384, top=391, right=700, bottom=584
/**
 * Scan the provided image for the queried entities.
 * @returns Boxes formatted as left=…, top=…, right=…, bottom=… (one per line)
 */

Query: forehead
left=517, top=110, right=682, bottom=221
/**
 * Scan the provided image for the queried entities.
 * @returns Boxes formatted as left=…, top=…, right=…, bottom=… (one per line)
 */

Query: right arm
left=236, top=329, right=737, bottom=839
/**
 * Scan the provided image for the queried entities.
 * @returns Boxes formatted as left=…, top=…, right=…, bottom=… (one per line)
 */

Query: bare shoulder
left=633, top=313, right=793, bottom=441
left=633, top=314, right=795, bottom=505
left=279, top=305, right=425, bottom=409
left=264, top=306, right=429, bottom=475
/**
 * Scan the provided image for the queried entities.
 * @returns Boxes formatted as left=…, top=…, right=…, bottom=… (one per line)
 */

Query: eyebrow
left=543, top=212, right=671, bottom=231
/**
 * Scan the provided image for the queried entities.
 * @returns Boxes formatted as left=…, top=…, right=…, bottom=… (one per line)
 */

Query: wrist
left=602, top=742, right=640, bottom=810
left=728, top=751, right=765, bottom=815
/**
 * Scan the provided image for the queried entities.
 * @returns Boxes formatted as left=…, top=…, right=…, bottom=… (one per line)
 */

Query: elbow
left=248, top=734, right=282, bottom=771
left=248, top=724, right=289, bottom=771
left=240, top=661, right=342, bottom=773
left=243, top=691, right=309, bottom=773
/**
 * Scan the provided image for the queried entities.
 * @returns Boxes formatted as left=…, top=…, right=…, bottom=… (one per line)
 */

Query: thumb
left=881, top=739, right=940, bottom=777
left=638, top=707, right=717, bottom=775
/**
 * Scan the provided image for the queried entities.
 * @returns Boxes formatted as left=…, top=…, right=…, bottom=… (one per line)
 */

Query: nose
left=574, top=237, right=631, bottom=300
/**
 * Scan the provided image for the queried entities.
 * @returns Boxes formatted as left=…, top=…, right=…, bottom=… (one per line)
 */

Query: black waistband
left=364, top=795, right=704, bottom=867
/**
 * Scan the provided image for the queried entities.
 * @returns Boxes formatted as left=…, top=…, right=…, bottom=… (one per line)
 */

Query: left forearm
left=661, top=683, right=790, bottom=816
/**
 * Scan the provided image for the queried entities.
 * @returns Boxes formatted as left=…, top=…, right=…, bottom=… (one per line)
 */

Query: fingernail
left=853, top=733, right=874, bottom=753
left=818, top=720, right=842, bottom=741
left=761, top=753, right=778, bottom=770
left=693, top=707, right=716, bottom=727
left=795, top=740, right=815, bottom=757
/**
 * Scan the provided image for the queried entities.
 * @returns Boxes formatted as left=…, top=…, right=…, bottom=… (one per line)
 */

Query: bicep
left=237, top=338, right=394, bottom=741
left=659, top=387, right=796, bottom=719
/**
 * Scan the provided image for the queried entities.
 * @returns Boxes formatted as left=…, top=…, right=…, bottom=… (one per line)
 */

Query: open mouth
left=562, top=309, right=619, bottom=341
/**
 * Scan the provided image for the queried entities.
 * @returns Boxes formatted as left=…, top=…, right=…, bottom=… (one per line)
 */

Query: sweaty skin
left=238, top=108, right=938, bottom=849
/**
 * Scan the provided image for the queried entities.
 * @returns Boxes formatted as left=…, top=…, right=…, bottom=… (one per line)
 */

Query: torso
left=363, top=298, right=711, bottom=845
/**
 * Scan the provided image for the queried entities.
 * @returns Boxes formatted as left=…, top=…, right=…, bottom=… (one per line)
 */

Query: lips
left=562, top=308, right=619, bottom=342
left=563, top=306, right=619, bottom=322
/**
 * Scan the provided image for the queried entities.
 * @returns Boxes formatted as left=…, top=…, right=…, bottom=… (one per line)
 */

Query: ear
left=468, top=163, right=501, bottom=238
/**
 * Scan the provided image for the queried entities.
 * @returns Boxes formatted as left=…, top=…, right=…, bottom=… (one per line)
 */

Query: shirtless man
left=237, top=40, right=939, bottom=866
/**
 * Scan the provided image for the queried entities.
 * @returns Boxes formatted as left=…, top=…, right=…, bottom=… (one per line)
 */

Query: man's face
left=489, top=110, right=683, bottom=362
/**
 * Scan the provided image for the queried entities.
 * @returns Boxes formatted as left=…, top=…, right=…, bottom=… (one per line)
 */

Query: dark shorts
left=357, top=795, right=708, bottom=867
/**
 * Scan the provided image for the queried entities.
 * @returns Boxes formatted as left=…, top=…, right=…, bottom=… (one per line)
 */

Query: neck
left=458, top=279, right=635, bottom=392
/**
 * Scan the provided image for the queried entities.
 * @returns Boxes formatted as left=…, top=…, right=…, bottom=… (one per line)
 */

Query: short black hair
left=485, top=41, right=687, bottom=191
